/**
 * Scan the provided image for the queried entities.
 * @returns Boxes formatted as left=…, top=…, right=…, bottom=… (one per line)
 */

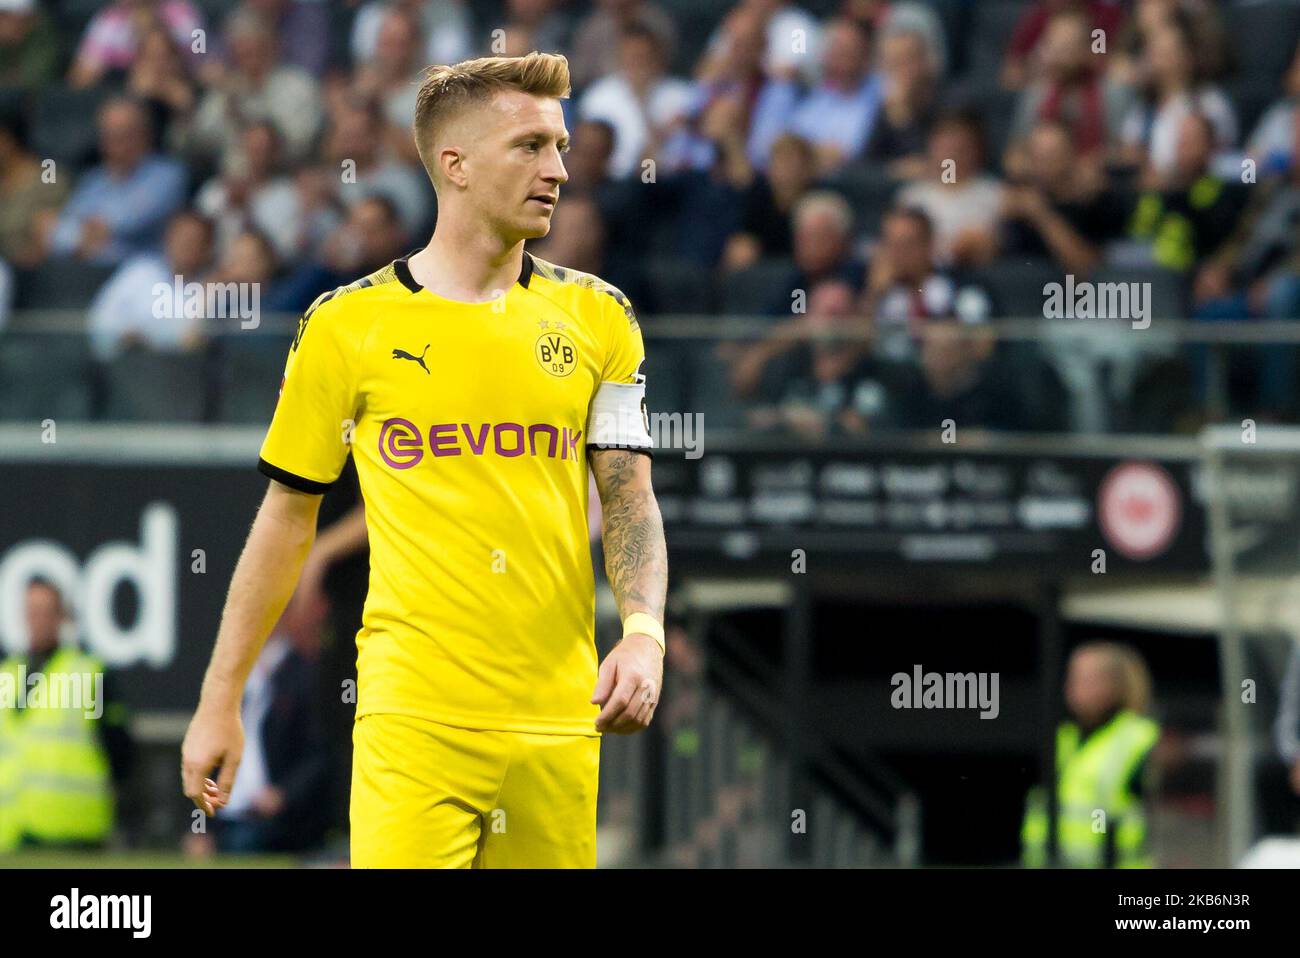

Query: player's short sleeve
left=587, top=286, right=653, bottom=453
left=257, top=296, right=358, bottom=493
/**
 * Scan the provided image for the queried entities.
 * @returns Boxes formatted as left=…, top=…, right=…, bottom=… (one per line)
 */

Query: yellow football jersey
left=258, top=250, right=652, bottom=736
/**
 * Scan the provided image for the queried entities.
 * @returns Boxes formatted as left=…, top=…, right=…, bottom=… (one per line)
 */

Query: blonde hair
left=413, top=52, right=571, bottom=186
left=1076, top=641, right=1154, bottom=715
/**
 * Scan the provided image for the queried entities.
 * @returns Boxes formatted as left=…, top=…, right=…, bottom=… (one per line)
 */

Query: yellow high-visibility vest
left=1021, top=710, right=1160, bottom=868
left=0, top=648, right=115, bottom=852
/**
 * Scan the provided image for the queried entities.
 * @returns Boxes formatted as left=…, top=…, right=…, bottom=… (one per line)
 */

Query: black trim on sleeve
left=258, top=457, right=334, bottom=494
left=587, top=445, right=654, bottom=461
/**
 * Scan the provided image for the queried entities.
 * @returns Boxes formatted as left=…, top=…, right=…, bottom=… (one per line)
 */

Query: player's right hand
left=181, top=705, right=245, bottom=816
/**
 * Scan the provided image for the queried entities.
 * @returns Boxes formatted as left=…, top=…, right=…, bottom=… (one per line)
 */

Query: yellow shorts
left=349, top=712, right=600, bottom=868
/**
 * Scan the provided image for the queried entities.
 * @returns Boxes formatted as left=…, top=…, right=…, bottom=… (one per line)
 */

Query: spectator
left=48, top=96, right=187, bottom=266
left=1000, top=125, right=1132, bottom=432
left=491, top=21, right=543, bottom=60
left=1010, top=9, right=1133, bottom=159
left=289, top=164, right=347, bottom=264
left=1126, top=110, right=1246, bottom=273
left=661, top=5, right=774, bottom=175
left=0, top=579, right=135, bottom=854
left=500, top=0, right=574, bottom=62
left=652, top=93, right=755, bottom=268
left=790, top=189, right=864, bottom=295
left=578, top=20, right=693, bottom=179
left=1022, top=642, right=1161, bottom=867
left=570, top=0, right=678, bottom=91
left=565, top=118, right=619, bottom=193
left=747, top=278, right=898, bottom=438
left=1193, top=104, right=1300, bottom=415
left=0, top=0, right=59, bottom=90
left=563, top=119, right=649, bottom=293
left=722, top=133, right=817, bottom=271
left=126, top=25, right=198, bottom=150
left=890, top=317, right=1067, bottom=432
left=185, top=8, right=323, bottom=168
left=350, top=0, right=472, bottom=72
left=897, top=110, right=1004, bottom=267
left=352, top=5, right=427, bottom=167
left=208, top=227, right=281, bottom=316
left=86, top=208, right=215, bottom=361
left=281, top=481, right=370, bottom=844
left=724, top=190, right=865, bottom=392
left=68, top=0, right=204, bottom=90
left=204, top=225, right=315, bottom=323
left=1000, top=120, right=1126, bottom=276
left=1002, top=0, right=1125, bottom=90
left=1196, top=103, right=1300, bottom=319
left=206, top=582, right=332, bottom=854
left=270, top=194, right=409, bottom=312
left=239, top=0, right=331, bottom=78
left=528, top=193, right=607, bottom=277
left=783, top=17, right=883, bottom=176
left=1275, top=642, right=1300, bottom=800
left=0, top=108, right=70, bottom=267
left=1245, top=39, right=1300, bottom=178
left=320, top=93, right=432, bottom=243
left=862, top=25, right=938, bottom=181
left=322, top=189, right=411, bottom=277
left=1119, top=17, right=1236, bottom=186
left=703, top=0, right=823, bottom=85
left=840, top=0, right=949, bottom=79
left=195, top=120, right=305, bottom=261
left=863, top=206, right=994, bottom=362
left=218, top=223, right=278, bottom=276
left=1113, top=0, right=1231, bottom=88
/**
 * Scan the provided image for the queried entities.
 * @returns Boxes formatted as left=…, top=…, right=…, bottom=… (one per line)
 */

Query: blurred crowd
left=0, top=0, right=1298, bottom=433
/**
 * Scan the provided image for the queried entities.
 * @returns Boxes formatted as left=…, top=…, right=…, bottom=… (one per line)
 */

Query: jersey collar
left=393, top=248, right=534, bottom=294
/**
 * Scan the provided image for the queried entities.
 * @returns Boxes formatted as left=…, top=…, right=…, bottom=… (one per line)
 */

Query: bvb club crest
left=536, top=330, right=577, bottom=377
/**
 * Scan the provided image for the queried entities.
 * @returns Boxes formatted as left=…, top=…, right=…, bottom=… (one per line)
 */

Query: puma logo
left=392, top=344, right=431, bottom=374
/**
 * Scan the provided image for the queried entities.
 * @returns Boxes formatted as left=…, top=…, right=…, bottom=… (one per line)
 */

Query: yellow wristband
left=623, top=613, right=665, bottom=654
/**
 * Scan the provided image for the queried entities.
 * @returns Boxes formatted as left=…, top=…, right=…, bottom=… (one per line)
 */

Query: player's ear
left=440, top=145, right=468, bottom=190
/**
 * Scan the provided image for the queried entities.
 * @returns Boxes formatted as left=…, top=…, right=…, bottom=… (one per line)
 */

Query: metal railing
left=6, top=309, right=1300, bottom=435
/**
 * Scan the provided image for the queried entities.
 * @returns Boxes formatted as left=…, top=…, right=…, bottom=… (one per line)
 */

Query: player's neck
left=409, top=227, right=526, bottom=303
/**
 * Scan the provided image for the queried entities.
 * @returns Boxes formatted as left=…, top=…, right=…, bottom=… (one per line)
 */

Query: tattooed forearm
left=591, top=449, right=668, bottom=622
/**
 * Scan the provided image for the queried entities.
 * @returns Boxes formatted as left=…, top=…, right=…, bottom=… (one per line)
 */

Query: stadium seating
left=720, top=258, right=799, bottom=318
left=684, top=345, right=747, bottom=430
left=0, top=331, right=93, bottom=421
left=967, top=258, right=1061, bottom=320
left=13, top=260, right=117, bottom=311
left=1094, top=264, right=1187, bottom=321
left=28, top=86, right=108, bottom=173
left=642, top=257, right=716, bottom=316
left=101, top=348, right=209, bottom=422
left=826, top=166, right=900, bottom=238
left=644, top=338, right=687, bottom=419
left=1226, top=79, right=1283, bottom=143
left=1226, top=1, right=1300, bottom=86
left=213, top=335, right=288, bottom=425
left=965, top=1, right=1031, bottom=90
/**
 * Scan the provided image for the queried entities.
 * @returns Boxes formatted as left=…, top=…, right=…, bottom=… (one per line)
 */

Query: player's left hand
left=592, top=633, right=663, bottom=734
